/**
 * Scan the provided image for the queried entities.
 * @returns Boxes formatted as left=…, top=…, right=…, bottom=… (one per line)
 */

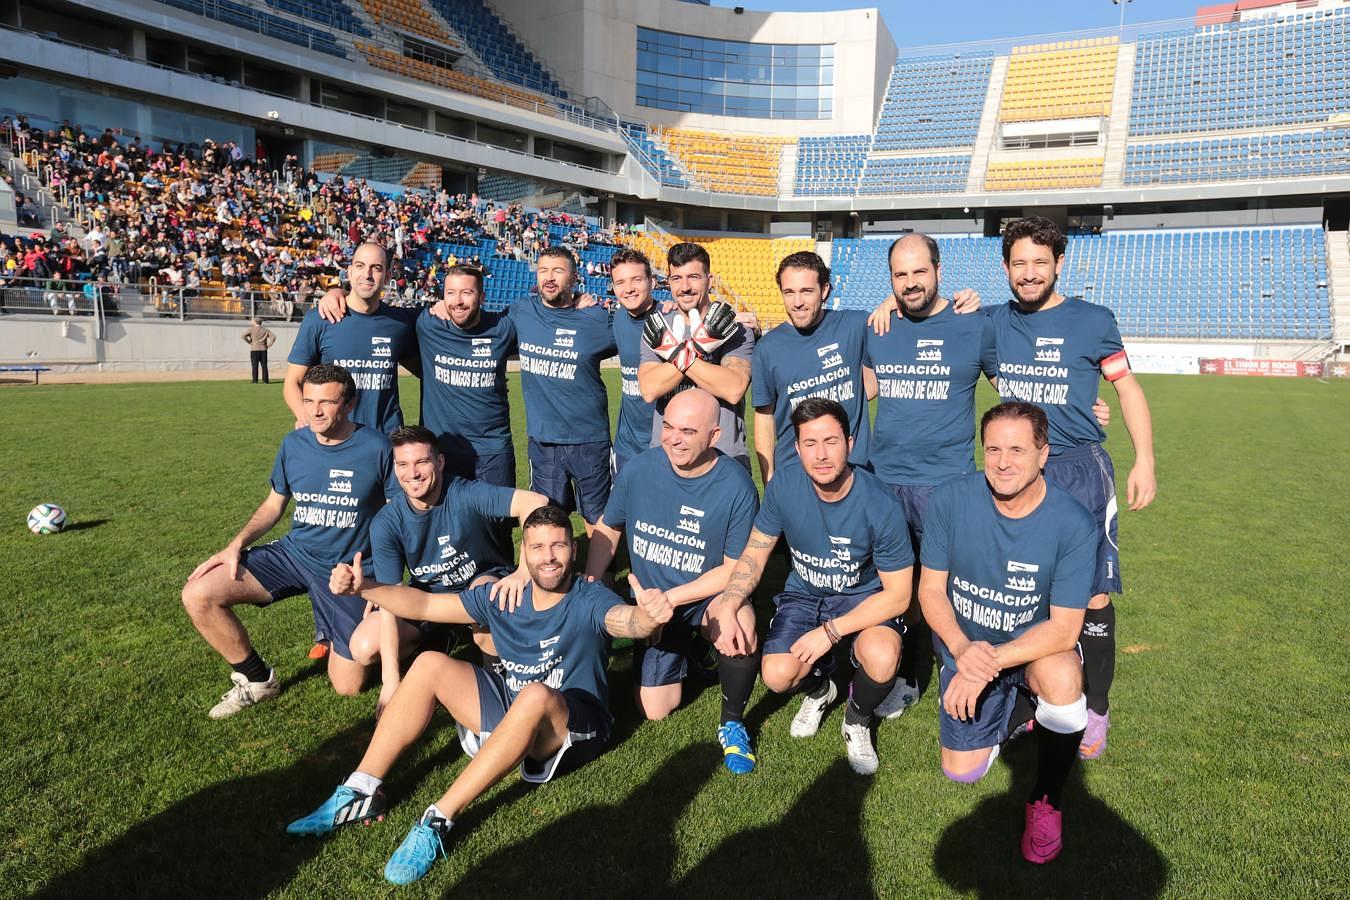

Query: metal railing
left=0, top=275, right=325, bottom=323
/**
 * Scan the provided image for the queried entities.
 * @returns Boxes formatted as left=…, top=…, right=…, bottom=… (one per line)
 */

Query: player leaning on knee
left=992, top=216, right=1157, bottom=759
left=584, top=389, right=761, bottom=774
left=181, top=364, right=398, bottom=718
left=711, top=398, right=915, bottom=775
left=287, top=505, right=667, bottom=885
left=920, top=401, right=1096, bottom=864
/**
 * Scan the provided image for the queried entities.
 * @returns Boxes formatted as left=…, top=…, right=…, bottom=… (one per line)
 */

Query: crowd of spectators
left=1, top=114, right=624, bottom=316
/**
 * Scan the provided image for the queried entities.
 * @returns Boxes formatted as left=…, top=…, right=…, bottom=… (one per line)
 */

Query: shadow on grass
left=63, top=518, right=110, bottom=532
left=932, top=741, right=1169, bottom=899
left=29, top=723, right=456, bottom=900
left=446, top=743, right=723, bottom=896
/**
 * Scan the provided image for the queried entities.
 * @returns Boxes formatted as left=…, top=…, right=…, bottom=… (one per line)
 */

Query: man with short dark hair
left=585, top=389, right=761, bottom=773
left=638, top=242, right=754, bottom=471
left=992, top=216, right=1157, bottom=759
left=287, top=505, right=668, bottom=886
left=607, top=247, right=660, bottom=476
left=920, top=401, right=1096, bottom=864
left=181, top=364, right=398, bottom=717
left=710, top=398, right=914, bottom=775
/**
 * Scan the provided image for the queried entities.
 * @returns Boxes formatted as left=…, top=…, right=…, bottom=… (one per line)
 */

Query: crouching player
left=366, top=424, right=549, bottom=714
left=585, top=389, right=761, bottom=773
left=712, top=398, right=914, bottom=775
left=286, top=506, right=668, bottom=885
left=919, top=402, right=1096, bottom=863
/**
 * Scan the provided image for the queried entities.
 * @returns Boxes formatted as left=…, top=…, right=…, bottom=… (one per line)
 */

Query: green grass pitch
left=4, top=371, right=1349, bottom=898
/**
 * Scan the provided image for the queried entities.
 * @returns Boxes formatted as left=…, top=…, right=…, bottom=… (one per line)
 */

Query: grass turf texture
left=4, top=371, right=1349, bottom=898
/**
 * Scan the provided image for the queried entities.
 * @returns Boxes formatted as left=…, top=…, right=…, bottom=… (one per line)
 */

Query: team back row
left=179, top=217, right=1156, bottom=884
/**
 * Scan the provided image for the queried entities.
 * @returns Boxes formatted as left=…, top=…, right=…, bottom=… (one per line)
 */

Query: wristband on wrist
left=823, top=619, right=842, bottom=644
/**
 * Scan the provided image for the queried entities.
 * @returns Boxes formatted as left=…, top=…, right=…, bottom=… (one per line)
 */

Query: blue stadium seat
left=872, top=53, right=993, bottom=152
left=154, top=0, right=348, bottom=56
left=422, top=0, right=566, bottom=97
left=1124, top=128, right=1350, bottom=185
left=795, top=135, right=870, bottom=197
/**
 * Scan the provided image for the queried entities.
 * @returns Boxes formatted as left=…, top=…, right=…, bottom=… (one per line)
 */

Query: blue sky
left=710, top=1, right=1206, bottom=49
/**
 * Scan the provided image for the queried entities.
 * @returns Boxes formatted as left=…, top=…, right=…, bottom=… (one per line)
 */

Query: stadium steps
left=965, top=55, right=1008, bottom=193
left=1327, top=227, right=1350, bottom=352
left=777, top=143, right=798, bottom=196
left=1101, top=42, right=1137, bottom=189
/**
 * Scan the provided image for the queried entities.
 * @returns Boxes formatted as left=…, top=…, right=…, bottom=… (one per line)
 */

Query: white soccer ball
left=27, top=503, right=67, bottom=535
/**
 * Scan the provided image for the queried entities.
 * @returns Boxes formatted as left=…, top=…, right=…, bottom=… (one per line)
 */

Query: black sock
left=1080, top=604, right=1116, bottom=715
left=1031, top=722, right=1084, bottom=809
left=1007, top=691, right=1037, bottom=735
left=231, top=649, right=270, bottom=684
left=846, top=668, right=895, bottom=726
left=897, top=616, right=928, bottom=683
left=480, top=652, right=501, bottom=674
left=718, top=651, right=759, bottom=724
left=797, top=669, right=829, bottom=699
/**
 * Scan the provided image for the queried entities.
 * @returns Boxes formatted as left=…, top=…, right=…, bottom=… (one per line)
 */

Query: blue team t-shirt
left=921, top=472, right=1096, bottom=668
left=458, top=577, right=623, bottom=706
left=602, top=447, right=759, bottom=595
left=989, top=299, right=1125, bottom=452
left=268, top=424, right=398, bottom=578
left=416, top=308, right=517, bottom=457
left=369, top=476, right=516, bottom=591
left=511, top=296, right=617, bottom=444
left=287, top=303, right=419, bottom=434
left=611, top=306, right=657, bottom=463
left=863, top=304, right=999, bottom=485
left=754, top=463, right=914, bottom=599
left=752, top=309, right=871, bottom=473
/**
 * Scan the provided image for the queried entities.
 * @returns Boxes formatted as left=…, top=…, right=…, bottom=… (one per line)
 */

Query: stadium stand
left=259, top=0, right=371, bottom=36
left=620, top=123, right=691, bottom=189
left=1000, top=38, right=1118, bottom=123
left=984, top=157, right=1104, bottom=191
left=1125, top=128, right=1350, bottom=185
left=358, top=43, right=558, bottom=114
left=422, top=0, right=566, bottom=97
left=830, top=227, right=1332, bottom=340
left=358, top=0, right=453, bottom=44
left=858, top=154, right=971, bottom=196
left=153, top=0, right=350, bottom=57
left=872, top=53, right=994, bottom=151
left=657, top=128, right=792, bottom=197
left=1129, top=7, right=1350, bottom=137
left=795, top=136, right=870, bottom=197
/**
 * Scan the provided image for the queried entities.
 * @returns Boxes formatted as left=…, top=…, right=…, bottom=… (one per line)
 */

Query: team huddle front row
left=180, top=218, right=1156, bottom=884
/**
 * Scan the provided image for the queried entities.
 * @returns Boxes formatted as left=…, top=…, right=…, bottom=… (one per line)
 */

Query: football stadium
left=3, top=0, right=1349, bottom=894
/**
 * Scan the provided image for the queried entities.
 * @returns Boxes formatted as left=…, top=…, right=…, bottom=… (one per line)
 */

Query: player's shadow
left=932, top=740, right=1169, bottom=899
left=446, top=743, right=723, bottom=896
left=29, top=723, right=456, bottom=900
left=675, top=758, right=876, bottom=898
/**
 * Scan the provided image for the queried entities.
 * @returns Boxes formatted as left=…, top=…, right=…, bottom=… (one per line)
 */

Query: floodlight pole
left=1113, top=0, right=1133, bottom=36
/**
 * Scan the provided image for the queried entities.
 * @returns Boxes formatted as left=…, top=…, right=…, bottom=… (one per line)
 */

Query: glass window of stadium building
left=635, top=27, right=833, bottom=119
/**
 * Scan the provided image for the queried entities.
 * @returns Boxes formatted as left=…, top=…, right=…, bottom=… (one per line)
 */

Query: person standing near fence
left=244, top=317, right=276, bottom=384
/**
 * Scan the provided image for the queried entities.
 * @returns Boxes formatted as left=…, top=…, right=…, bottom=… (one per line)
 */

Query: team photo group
left=179, top=215, right=1156, bottom=885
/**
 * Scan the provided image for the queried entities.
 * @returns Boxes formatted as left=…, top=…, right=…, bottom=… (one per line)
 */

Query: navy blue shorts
left=764, top=591, right=905, bottom=657
left=937, top=662, right=1031, bottom=751
left=455, top=666, right=612, bottom=783
left=241, top=541, right=366, bottom=661
left=634, top=598, right=712, bottom=687
left=1043, top=443, right=1121, bottom=596
left=443, top=445, right=517, bottom=489
left=527, top=438, right=612, bottom=524
left=889, top=482, right=935, bottom=556
left=609, top=447, right=632, bottom=479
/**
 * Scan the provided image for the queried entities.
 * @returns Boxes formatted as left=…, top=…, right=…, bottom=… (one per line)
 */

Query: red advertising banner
left=1198, top=358, right=1325, bottom=377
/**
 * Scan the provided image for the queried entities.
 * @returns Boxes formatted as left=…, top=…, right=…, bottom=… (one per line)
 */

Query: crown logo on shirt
left=816, top=342, right=843, bottom=369
left=1007, top=560, right=1040, bottom=573
left=1005, top=575, right=1038, bottom=592
left=328, top=468, right=354, bottom=493
left=554, top=327, right=576, bottom=348
left=471, top=337, right=492, bottom=357
left=828, top=535, right=852, bottom=561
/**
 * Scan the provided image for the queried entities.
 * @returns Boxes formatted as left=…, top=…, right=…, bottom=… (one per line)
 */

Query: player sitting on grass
left=287, top=505, right=668, bottom=885
left=584, top=388, right=761, bottom=774
left=920, top=401, right=1095, bottom=864
left=710, top=397, right=915, bottom=775
left=181, top=364, right=397, bottom=718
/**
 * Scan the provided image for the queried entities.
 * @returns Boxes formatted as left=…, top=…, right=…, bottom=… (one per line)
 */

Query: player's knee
left=405, top=650, right=451, bottom=684
left=347, top=634, right=380, bottom=667
left=514, top=681, right=556, bottom=712
left=760, top=657, right=800, bottom=694
left=637, top=688, right=680, bottom=721
left=854, top=628, right=900, bottom=677
left=1031, top=653, right=1083, bottom=704
left=941, top=748, right=997, bottom=784
left=330, top=675, right=363, bottom=697
left=180, top=580, right=211, bottom=616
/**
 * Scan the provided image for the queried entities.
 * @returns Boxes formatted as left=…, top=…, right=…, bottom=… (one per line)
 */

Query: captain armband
left=1100, top=350, right=1131, bottom=383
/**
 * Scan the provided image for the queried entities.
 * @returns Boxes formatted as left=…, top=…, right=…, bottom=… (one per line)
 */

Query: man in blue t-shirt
left=919, top=401, right=1096, bottom=865
left=710, top=398, right=914, bottom=776
left=365, top=424, right=548, bottom=714
left=638, top=242, right=755, bottom=470
left=286, top=506, right=667, bottom=886
left=513, top=247, right=618, bottom=535
left=585, top=389, right=761, bottom=774
left=415, top=265, right=517, bottom=489
left=181, top=364, right=398, bottom=718
left=286, top=242, right=418, bottom=435
left=607, top=247, right=660, bottom=476
left=992, top=216, right=1157, bottom=760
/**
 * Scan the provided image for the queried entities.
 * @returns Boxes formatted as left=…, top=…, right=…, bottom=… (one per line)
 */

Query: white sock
left=422, top=803, right=454, bottom=828
left=1035, top=694, right=1089, bottom=734
left=343, top=771, right=383, bottom=796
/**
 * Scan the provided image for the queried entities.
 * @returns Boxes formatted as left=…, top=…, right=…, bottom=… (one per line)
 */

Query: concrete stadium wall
left=1, top=317, right=302, bottom=374
left=491, top=0, right=895, bottom=137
